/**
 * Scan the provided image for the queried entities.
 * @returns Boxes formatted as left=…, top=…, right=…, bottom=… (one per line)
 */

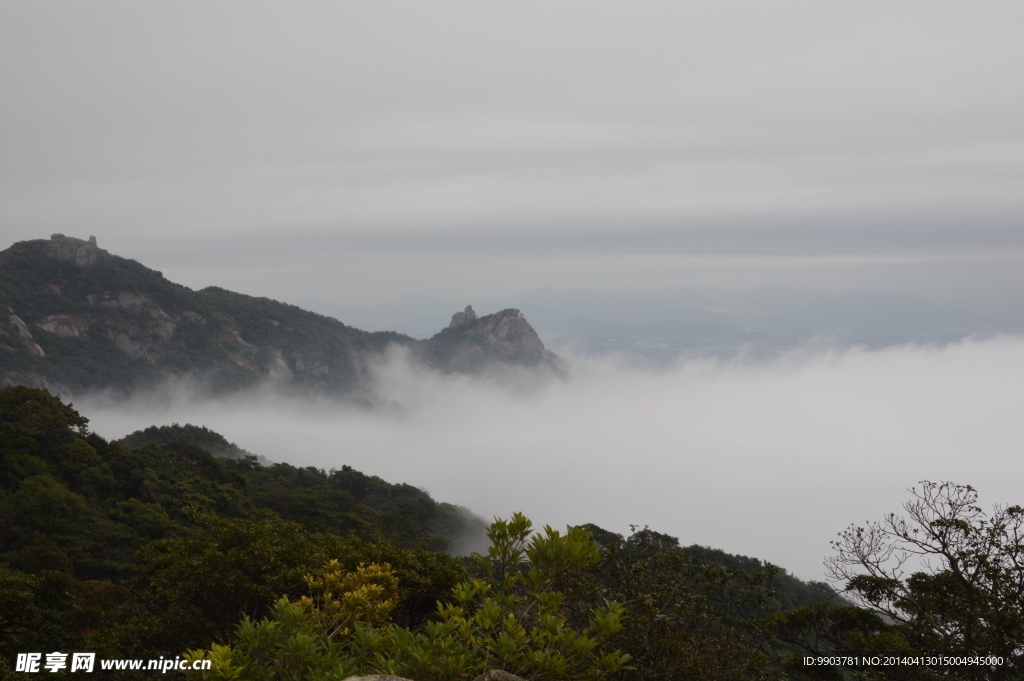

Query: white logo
left=44, top=652, right=68, bottom=673
left=71, top=653, right=96, bottom=672
left=16, top=653, right=42, bottom=672
left=15, top=652, right=96, bottom=673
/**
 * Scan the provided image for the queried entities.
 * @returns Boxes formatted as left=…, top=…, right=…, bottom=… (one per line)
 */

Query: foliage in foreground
left=15, top=386, right=1017, bottom=679
left=189, top=514, right=630, bottom=681
left=0, top=386, right=470, bottom=669
left=772, top=481, right=1024, bottom=680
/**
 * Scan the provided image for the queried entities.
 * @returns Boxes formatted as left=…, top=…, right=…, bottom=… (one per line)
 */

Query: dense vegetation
left=118, top=423, right=257, bottom=460
left=2, top=386, right=1021, bottom=680
left=0, top=386, right=480, bottom=675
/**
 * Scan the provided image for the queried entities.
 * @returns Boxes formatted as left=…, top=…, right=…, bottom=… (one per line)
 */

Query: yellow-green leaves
left=191, top=514, right=630, bottom=681
left=301, top=561, right=399, bottom=640
left=184, top=643, right=242, bottom=681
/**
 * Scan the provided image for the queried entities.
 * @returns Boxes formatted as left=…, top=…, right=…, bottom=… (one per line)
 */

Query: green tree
left=565, top=527, right=783, bottom=681
left=0, top=567, right=91, bottom=662
left=114, top=511, right=373, bottom=657
left=191, top=514, right=630, bottom=681
left=104, top=510, right=467, bottom=659
left=9, top=474, right=90, bottom=532
left=0, top=385, right=88, bottom=488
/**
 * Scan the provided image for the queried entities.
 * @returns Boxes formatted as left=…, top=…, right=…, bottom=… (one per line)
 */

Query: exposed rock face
left=181, top=311, right=207, bottom=325
left=112, top=331, right=158, bottom=361
left=73, top=293, right=180, bottom=361
left=7, top=309, right=46, bottom=357
left=427, top=306, right=561, bottom=373
left=98, top=291, right=150, bottom=311
left=36, top=314, right=90, bottom=338
left=449, top=304, right=479, bottom=328
left=43, top=235, right=105, bottom=266
left=292, top=351, right=330, bottom=377
left=265, top=349, right=294, bottom=380
left=149, top=318, right=177, bottom=341
left=0, top=371, right=73, bottom=401
left=462, top=308, right=545, bottom=361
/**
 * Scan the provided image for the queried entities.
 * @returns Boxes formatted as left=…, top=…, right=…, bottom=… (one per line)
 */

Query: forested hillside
left=118, top=423, right=259, bottom=461
left=0, top=386, right=480, bottom=671
left=2, top=389, right=1020, bottom=679
left=0, top=385, right=852, bottom=679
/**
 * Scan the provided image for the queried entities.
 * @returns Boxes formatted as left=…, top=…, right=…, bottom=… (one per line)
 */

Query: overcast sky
left=2, top=2, right=1022, bottom=311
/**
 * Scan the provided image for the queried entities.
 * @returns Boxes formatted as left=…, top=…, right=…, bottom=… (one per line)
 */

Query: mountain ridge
left=0, top=237, right=555, bottom=398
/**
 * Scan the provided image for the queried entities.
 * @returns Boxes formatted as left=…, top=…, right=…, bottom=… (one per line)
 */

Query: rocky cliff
left=417, top=305, right=561, bottom=374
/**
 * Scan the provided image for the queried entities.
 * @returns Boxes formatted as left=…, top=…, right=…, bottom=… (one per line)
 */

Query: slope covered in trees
left=0, top=386, right=481, bottom=675
left=4, top=386, right=1018, bottom=679
left=0, top=386, right=483, bottom=574
left=119, top=423, right=257, bottom=461
left=0, top=386, right=834, bottom=679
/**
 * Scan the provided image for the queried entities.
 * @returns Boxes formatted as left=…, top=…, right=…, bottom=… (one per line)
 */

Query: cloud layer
left=2, top=2, right=1023, bottom=310
left=78, top=337, right=1024, bottom=581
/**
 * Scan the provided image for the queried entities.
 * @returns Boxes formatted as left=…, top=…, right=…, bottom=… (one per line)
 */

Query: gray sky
left=2, top=1, right=1023, bottom=312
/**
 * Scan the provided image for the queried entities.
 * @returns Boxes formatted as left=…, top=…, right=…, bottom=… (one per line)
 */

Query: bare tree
left=825, top=481, right=1023, bottom=677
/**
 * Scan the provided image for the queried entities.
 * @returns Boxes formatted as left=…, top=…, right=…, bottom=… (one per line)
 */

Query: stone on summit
left=449, top=304, right=479, bottom=328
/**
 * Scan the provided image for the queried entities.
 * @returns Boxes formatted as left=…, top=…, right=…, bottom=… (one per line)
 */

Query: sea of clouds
left=78, top=336, right=1024, bottom=582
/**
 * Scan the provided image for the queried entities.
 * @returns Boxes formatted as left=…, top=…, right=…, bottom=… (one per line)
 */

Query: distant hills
left=0, top=236, right=556, bottom=398
left=298, top=284, right=1021, bottom=364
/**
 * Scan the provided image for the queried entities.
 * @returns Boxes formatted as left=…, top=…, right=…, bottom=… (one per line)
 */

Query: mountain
left=418, top=305, right=562, bottom=374
left=0, top=236, right=556, bottom=398
left=303, top=286, right=1019, bottom=363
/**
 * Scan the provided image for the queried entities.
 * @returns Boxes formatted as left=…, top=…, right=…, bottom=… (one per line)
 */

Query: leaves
left=195, top=515, right=630, bottom=681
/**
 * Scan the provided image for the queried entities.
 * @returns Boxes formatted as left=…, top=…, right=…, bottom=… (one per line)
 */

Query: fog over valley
left=3, top=3, right=1023, bottom=672
left=77, top=336, right=1024, bottom=582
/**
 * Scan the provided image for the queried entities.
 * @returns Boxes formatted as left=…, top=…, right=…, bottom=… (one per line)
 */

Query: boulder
left=472, top=671, right=528, bottom=681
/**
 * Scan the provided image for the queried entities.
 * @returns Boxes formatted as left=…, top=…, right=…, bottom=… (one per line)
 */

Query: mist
left=75, top=336, right=1024, bottom=582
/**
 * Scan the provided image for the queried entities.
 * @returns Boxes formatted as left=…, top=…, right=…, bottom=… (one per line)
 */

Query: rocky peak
left=44, top=234, right=105, bottom=266
left=429, top=305, right=560, bottom=373
left=448, top=304, right=479, bottom=328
